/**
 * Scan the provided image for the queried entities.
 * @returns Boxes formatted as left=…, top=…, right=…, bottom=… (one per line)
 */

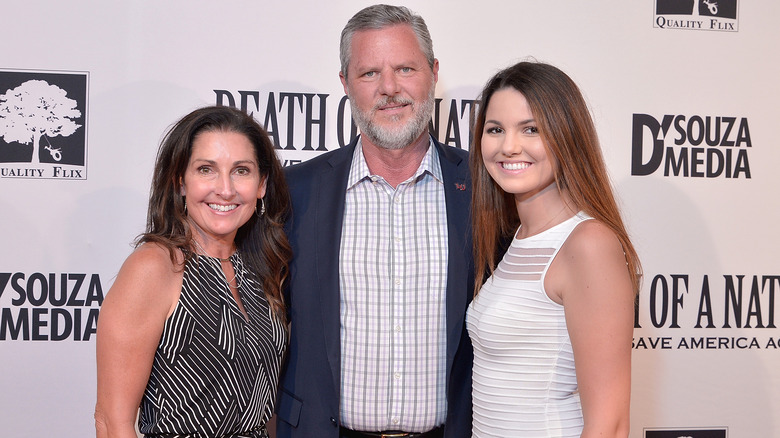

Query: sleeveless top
left=138, top=251, right=287, bottom=438
left=466, top=212, right=591, bottom=437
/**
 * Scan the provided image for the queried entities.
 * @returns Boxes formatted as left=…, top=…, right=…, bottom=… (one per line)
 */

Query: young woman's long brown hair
left=470, top=61, right=641, bottom=297
left=138, top=105, right=291, bottom=320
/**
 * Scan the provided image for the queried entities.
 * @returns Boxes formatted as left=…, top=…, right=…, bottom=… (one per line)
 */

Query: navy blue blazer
left=276, top=136, right=474, bottom=438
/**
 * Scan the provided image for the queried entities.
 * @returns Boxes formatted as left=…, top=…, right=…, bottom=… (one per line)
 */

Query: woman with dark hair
left=95, top=105, right=290, bottom=438
left=467, top=62, right=641, bottom=437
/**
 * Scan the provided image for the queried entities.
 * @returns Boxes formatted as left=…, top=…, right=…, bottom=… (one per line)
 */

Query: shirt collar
left=347, top=135, right=443, bottom=190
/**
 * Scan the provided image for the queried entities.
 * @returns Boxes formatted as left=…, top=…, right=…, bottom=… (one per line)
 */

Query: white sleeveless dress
left=466, top=212, right=591, bottom=437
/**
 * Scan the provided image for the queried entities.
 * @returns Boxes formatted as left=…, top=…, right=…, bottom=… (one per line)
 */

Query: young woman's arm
left=549, top=220, right=635, bottom=438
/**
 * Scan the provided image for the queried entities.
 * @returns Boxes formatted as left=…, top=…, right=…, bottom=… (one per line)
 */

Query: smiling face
left=181, top=130, right=266, bottom=246
left=480, top=87, right=557, bottom=203
left=340, top=24, right=438, bottom=150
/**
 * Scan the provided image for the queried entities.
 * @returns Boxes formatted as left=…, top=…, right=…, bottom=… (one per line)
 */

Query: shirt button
left=392, top=417, right=400, bottom=424
left=395, top=325, right=401, bottom=332
left=395, top=279, right=401, bottom=285
left=394, top=372, right=401, bottom=379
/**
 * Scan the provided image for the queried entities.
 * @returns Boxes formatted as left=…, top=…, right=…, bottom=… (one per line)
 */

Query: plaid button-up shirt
left=339, top=138, right=448, bottom=432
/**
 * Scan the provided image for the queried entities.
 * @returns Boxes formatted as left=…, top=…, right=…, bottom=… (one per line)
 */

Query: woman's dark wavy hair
left=470, top=61, right=641, bottom=297
left=137, top=105, right=291, bottom=320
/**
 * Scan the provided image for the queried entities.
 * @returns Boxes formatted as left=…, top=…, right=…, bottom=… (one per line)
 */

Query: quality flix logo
left=0, top=69, right=89, bottom=179
left=654, top=0, right=739, bottom=32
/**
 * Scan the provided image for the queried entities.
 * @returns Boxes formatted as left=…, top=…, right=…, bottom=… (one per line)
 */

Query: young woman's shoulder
left=546, top=218, right=631, bottom=304
left=563, top=218, right=624, bottom=261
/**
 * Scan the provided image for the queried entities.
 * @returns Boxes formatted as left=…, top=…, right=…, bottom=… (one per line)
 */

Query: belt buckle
left=381, top=434, right=410, bottom=438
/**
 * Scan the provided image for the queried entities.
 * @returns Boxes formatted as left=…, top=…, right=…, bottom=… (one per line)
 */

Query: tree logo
left=0, top=70, right=88, bottom=179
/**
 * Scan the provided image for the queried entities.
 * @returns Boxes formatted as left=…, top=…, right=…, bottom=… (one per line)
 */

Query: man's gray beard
left=349, top=88, right=435, bottom=150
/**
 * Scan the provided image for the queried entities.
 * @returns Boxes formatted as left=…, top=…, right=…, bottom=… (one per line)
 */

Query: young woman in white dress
left=467, top=61, right=641, bottom=438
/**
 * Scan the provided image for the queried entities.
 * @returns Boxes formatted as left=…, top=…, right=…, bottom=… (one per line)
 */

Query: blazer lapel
left=436, top=142, right=472, bottom=379
left=314, top=142, right=356, bottom=395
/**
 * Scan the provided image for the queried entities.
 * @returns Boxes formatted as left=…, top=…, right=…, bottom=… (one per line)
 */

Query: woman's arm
left=95, top=244, right=182, bottom=438
left=549, top=220, right=635, bottom=438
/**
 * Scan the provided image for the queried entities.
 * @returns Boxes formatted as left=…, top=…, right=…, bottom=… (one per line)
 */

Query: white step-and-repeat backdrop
left=2, top=1, right=778, bottom=437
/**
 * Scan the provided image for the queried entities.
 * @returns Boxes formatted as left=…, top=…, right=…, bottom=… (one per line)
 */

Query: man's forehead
left=349, top=25, right=424, bottom=64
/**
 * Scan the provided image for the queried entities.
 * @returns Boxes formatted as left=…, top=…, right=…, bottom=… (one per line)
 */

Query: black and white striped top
left=139, top=251, right=287, bottom=438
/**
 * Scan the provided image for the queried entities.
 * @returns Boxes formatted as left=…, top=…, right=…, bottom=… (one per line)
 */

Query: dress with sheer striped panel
left=466, top=212, right=591, bottom=437
left=138, top=251, right=287, bottom=438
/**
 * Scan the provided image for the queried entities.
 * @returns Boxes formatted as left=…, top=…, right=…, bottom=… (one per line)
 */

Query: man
left=276, top=5, right=473, bottom=438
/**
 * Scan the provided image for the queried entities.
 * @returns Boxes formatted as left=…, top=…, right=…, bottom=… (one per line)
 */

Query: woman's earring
left=257, top=198, right=266, bottom=217
left=184, top=199, right=188, bottom=215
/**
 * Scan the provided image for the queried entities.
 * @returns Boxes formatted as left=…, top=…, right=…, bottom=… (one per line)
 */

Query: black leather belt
left=339, top=426, right=444, bottom=438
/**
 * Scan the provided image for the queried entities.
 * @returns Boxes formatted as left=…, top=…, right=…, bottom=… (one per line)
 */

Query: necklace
left=191, top=239, right=234, bottom=262
left=191, top=239, right=241, bottom=288
left=519, top=205, right=570, bottom=239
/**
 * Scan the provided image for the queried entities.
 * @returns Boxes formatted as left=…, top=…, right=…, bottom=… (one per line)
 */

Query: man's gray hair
left=339, top=4, right=435, bottom=79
